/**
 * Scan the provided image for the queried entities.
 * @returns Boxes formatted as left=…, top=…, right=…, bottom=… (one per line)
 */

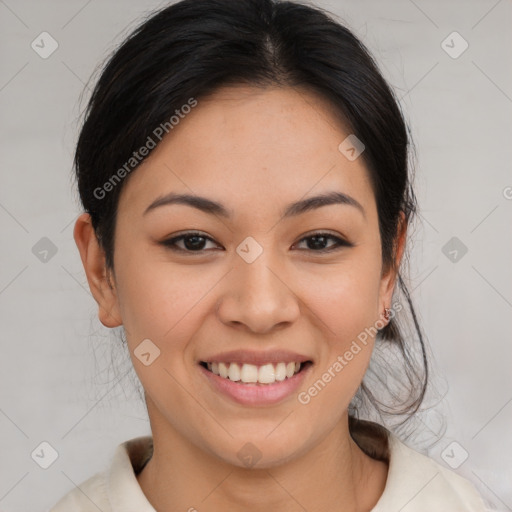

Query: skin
left=74, top=85, right=406, bottom=512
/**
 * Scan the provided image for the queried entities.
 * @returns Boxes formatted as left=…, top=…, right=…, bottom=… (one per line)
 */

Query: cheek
left=113, top=254, right=215, bottom=416
left=293, top=250, right=382, bottom=405
left=295, top=263, right=382, bottom=423
left=114, top=248, right=222, bottom=352
left=295, top=254, right=382, bottom=341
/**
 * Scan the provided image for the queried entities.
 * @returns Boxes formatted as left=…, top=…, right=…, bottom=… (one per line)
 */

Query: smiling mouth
left=199, top=360, right=313, bottom=385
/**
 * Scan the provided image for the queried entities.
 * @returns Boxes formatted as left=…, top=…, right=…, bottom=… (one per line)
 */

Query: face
left=78, top=85, right=402, bottom=468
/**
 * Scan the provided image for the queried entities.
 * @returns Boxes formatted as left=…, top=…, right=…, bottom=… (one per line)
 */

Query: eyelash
left=160, top=231, right=353, bottom=254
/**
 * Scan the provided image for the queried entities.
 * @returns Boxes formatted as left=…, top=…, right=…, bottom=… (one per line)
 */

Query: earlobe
left=73, top=213, right=122, bottom=328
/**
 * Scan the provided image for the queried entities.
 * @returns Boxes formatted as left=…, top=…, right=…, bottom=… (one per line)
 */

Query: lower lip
left=199, top=363, right=312, bottom=406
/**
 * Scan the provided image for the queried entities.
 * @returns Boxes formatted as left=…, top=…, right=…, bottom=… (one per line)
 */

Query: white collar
left=105, top=428, right=488, bottom=511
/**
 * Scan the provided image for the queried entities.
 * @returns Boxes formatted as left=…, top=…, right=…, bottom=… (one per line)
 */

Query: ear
left=378, top=211, right=407, bottom=313
left=73, top=213, right=122, bottom=328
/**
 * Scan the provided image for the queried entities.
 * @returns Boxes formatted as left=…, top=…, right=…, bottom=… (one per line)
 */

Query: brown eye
left=161, top=232, right=220, bottom=252
left=160, top=231, right=353, bottom=255
left=294, top=233, right=353, bottom=252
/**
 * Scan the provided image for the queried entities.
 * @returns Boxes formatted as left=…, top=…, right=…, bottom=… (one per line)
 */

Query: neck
left=137, top=399, right=388, bottom=512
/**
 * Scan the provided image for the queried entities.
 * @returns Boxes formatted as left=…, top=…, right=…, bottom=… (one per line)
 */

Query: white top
left=49, top=428, right=491, bottom=511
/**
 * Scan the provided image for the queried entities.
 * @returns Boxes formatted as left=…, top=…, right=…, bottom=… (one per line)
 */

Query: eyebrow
left=143, top=191, right=365, bottom=219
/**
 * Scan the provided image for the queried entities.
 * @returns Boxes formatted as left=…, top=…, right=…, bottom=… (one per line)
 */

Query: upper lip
left=200, top=349, right=313, bottom=366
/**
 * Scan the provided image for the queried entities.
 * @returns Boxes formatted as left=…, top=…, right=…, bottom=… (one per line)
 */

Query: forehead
left=117, top=85, right=376, bottom=222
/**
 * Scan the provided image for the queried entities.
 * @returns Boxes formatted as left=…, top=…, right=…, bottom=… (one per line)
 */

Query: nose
left=215, top=254, right=300, bottom=335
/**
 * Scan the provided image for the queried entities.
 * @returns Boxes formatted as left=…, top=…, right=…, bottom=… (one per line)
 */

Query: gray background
left=0, top=0, right=511, bottom=510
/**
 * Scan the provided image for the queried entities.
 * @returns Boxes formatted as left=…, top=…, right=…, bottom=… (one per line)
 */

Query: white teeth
left=275, top=362, right=286, bottom=381
left=205, top=361, right=304, bottom=384
left=240, top=363, right=258, bottom=383
left=228, top=362, right=241, bottom=381
left=258, top=363, right=275, bottom=384
left=218, top=362, right=229, bottom=378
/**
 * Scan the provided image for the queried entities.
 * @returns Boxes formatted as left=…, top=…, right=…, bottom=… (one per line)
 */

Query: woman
left=50, top=0, right=490, bottom=510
